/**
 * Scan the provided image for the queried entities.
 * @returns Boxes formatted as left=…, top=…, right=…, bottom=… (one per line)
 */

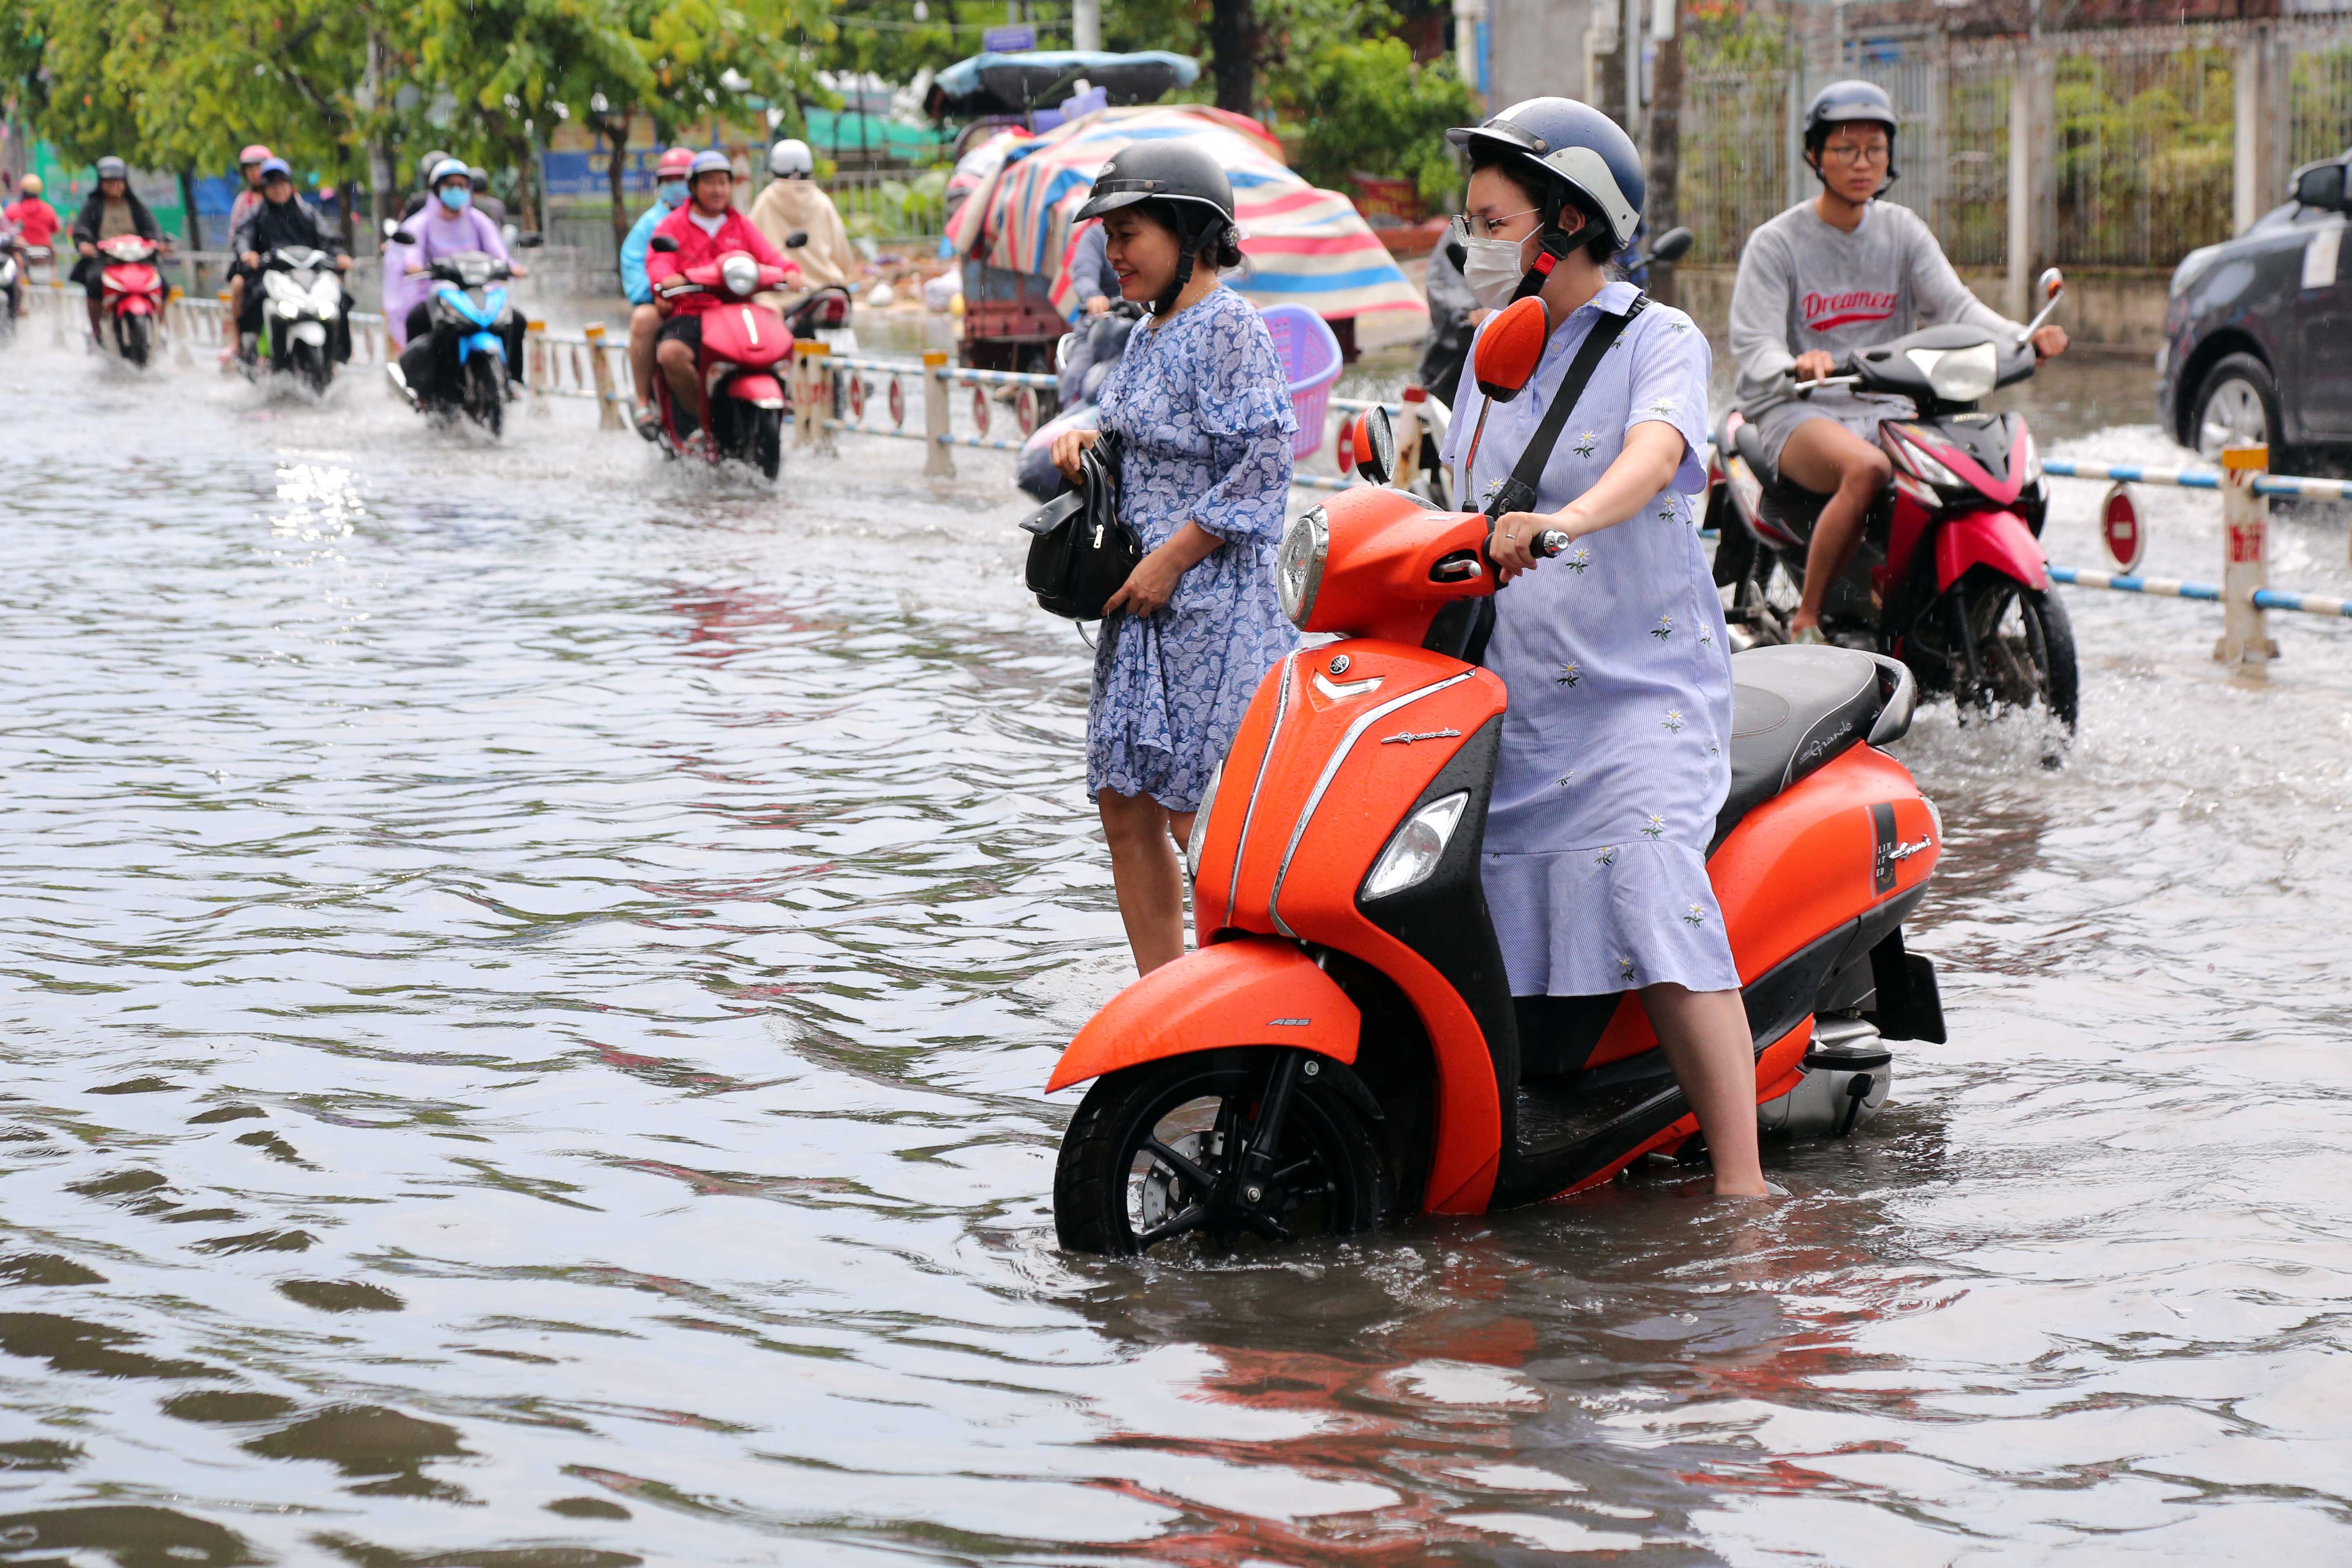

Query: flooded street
left=3, top=339, right=2350, bottom=1564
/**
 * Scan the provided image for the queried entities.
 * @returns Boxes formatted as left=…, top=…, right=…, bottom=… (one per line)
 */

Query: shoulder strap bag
left=1019, top=429, right=1143, bottom=621
left=1428, top=293, right=1650, bottom=665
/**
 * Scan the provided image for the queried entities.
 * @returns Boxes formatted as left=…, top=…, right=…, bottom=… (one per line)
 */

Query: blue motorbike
left=388, top=232, right=541, bottom=436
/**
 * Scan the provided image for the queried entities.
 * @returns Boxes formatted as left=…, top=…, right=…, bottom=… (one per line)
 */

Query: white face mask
left=1460, top=232, right=1530, bottom=309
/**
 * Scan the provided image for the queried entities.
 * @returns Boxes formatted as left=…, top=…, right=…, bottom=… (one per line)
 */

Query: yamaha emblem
left=1328, top=654, right=1350, bottom=676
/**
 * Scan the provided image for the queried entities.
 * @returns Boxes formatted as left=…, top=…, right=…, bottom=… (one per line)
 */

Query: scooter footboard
left=1045, top=938, right=1360, bottom=1094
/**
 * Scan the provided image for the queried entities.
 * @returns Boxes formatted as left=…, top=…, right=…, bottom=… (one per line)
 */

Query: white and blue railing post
left=2216, top=442, right=2278, bottom=666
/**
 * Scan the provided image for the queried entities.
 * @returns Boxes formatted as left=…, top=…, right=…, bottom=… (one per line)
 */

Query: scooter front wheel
left=1054, top=1049, right=1388, bottom=1258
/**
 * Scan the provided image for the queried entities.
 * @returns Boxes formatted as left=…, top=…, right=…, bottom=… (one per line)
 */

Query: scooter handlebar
left=1532, top=529, right=1572, bottom=559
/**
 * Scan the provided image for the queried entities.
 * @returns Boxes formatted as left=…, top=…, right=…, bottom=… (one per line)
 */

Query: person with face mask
left=621, top=147, right=696, bottom=434
left=1434, top=99, right=1769, bottom=1202
left=397, top=158, right=526, bottom=398
left=70, top=156, right=164, bottom=345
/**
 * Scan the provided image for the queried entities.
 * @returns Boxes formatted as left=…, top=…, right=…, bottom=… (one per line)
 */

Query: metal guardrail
left=2044, top=457, right=2352, bottom=504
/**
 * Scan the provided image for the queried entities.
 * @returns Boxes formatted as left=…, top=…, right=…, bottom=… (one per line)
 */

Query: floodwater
left=2, top=335, right=2350, bottom=1566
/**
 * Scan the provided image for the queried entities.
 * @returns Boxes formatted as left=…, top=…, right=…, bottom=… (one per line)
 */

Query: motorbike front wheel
left=751, top=406, right=782, bottom=480
left=1054, top=1049, right=1388, bottom=1257
left=468, top=355, right=504, bottom=438
left=118, top=312, right=149, bottom=367
left=296, top=340, right=332, bottom=396
left=1982, top=581, right=2078, bottom=732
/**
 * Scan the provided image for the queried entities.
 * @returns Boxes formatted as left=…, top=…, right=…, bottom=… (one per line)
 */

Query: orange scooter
left=1049, top=297, right=1949, bottom=1256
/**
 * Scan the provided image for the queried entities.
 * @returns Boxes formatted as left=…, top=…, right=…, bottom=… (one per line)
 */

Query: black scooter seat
left=1711, top=646, right=1913, bottom=852
left=1724, top=413, right=1831, bottom=539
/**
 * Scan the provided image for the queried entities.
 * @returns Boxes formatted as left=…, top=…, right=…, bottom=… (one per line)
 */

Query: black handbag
left=1020, top=431, right=1142, bottom=621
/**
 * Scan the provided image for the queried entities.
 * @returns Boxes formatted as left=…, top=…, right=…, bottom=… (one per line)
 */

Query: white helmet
left=769, top=139, right=813, bottom=179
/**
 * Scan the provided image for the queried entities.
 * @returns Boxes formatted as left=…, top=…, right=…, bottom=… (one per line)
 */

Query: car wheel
left=2193, top=353, right=2282, bottom=464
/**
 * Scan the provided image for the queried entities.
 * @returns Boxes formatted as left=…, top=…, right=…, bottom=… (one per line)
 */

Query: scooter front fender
left=1935, top=509, right=2047, bottom=592
left=727, top=372, right=786, bottom=410
left=1045, top=937, right=1359, bottom=1094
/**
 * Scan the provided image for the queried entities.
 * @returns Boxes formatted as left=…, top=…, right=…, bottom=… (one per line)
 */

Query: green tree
left=1285, top=36, right=1477, bottom=207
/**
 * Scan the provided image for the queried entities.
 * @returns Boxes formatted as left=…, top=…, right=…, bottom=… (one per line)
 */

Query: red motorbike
left=1047, top=298, right=1947, bottom=1256
left=1711, top=268, right=2077, bottom=732
left=96, top=234, right=169, bottom=367
left=645, top=234, right=794, bottom=480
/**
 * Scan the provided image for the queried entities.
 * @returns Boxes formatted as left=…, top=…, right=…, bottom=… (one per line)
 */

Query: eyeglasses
left=1820, top=143, right=1891, bottom=166
left=1451, top=208, right=1539, bottom=242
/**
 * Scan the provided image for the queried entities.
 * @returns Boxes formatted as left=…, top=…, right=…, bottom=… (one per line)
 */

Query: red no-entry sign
left=2100, top=483, right=2145, bottom=572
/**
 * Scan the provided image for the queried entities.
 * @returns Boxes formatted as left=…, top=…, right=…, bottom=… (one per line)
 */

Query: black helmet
left=1803, top=80, right=1900, bottom=184
left=1075, top=141, right=1242, bottom=314
left=95, top=156, right=129, bottom=181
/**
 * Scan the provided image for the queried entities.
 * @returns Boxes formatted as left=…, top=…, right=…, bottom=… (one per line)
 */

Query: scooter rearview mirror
left=388, top=229, right=416, bottom=247
left=1473, top=296, right=1550, bottom=405
left=517, top=232, right=545, bottom=249
left=2038, top=266, right=2064, bottom=303
left=1347, top=406, right=1396, bottom=488
left=785, top=230, right=810, bottom=249
left=649, top=234, right=679, bottom=254
left=1647, top=225, right=1694, bottom=265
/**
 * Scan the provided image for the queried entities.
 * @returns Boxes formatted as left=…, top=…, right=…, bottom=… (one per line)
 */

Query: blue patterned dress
left=1087, top=286, right=1300, bottom=813
left=1439, top=280, right=1738, bottom=997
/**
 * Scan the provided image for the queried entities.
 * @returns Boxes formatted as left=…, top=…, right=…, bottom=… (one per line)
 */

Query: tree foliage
left=1285, top=36, right=1476, bottom=205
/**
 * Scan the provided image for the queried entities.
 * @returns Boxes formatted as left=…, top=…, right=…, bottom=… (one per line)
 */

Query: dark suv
left=2158, top=151, right=2352, bottom=472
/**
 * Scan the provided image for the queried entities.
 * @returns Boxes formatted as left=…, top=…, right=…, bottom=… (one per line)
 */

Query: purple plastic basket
left=1259, top=304, right=1343, bottom=462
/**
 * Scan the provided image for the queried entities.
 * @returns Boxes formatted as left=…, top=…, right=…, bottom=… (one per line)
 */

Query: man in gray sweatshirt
left=1730, top=79, right=2068, bottom=641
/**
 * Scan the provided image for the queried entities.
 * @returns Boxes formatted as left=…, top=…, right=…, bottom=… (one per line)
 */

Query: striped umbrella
left=945, top=105, right=1430, bottom=350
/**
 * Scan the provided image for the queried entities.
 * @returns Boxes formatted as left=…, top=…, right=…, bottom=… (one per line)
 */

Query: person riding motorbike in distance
left=748, top=138, right=858, bottom=312
left=219, top=145, right=276, bottom=361
left=1440, top=97, right=1768, bottom=1200
left=1729, top=80, right=2068, bottom=644
left=623, top=147, right=696, bottom=436
left=467, top=166, right=508, bottom=228
left=232, top=157, right=354, bottom=364
left=401, top=150, right=451, bottom=222
left=70, top=157, right=167, bottom=347
left=646, top=151, right=798, bottom=441
left=396, top=158, right=528, bottom=401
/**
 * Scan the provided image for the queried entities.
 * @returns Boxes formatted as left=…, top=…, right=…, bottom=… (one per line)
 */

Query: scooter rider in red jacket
left=646, top=151, right=798, bottom=436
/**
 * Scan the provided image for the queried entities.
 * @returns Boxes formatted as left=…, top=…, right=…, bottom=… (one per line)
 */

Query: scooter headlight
left=2017, top=426, right=2042, bottom=485
left=721, top=253, right=760, bottom=299
left=1184, top=761, right=1223, bottom=881
left=1276, top=506, right=1328, bottom=628
left=263, top=270, right=304, bottom=305
left=1889, top=429, right=1965, bottom=491
left=1907, top=342, right=1999, bottom=404
left=1361, top=792, right=1469, bottom=902
left=310, top=272, right=343, bottom=311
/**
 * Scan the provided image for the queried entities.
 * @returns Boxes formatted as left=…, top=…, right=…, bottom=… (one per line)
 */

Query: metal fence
left=1681, top=19, right=2352, bottom=275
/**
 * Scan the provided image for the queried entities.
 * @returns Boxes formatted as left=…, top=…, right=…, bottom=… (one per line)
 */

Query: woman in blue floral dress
left=1441, top=98, right=1768, bottom=1198
left=1051, top=143, right=1298, bottom=975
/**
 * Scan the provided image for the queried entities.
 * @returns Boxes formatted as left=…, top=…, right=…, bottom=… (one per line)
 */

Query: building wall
left=1486, top=0, right=1601, bottom=113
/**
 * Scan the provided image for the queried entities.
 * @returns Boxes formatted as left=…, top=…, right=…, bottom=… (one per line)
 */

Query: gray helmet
left=418, top=150, right=450, bottom=187
left=1448, top=98, right=1644, bottom=253
left=95, top=156, right=129, bottom=181
left=1802, top=80, right=1900, bottom=186
left=467, top=166, right=490, bottom=190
